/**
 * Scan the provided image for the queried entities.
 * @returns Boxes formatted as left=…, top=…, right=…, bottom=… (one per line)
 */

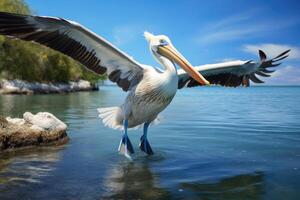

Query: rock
left=6, top=117, right=25, bottom=125
left=0, top=116, right=8, bottom=128
left=0, top=79, right=98, bottom=94
left=0, top=112, right=68, bottom=152
left=23, top=112, right=67, bottom=131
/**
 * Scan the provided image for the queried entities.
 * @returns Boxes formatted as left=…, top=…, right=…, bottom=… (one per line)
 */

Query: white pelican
left=0, top=12, right=289, bottom=158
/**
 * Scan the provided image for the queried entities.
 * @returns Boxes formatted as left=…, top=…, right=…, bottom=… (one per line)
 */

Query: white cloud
left=195, top=10, right=299, bottom=45
left=199, top=28, right=257, bottom=44
left=243, top=44, right=300, bottom=60
left=217, top=58, right=238, bottom=62
left=112, top=25, right=141, bottom=46
left=266, top=65, right=300, bottom=85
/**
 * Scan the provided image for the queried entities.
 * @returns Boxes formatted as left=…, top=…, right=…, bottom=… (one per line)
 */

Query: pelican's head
left=144, top=31, right=209, bottom=85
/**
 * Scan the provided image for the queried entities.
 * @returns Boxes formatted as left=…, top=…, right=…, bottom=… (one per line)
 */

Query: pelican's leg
left=139, top=122, right=154, bottom=155
left=118, top=119, right=134, bottom=158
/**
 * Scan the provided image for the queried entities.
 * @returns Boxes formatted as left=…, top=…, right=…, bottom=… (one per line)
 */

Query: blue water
left=0, top=86, right=300, bottom=200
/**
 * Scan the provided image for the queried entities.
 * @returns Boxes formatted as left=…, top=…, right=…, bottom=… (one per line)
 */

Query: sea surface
left=0, top=86, right=300, bottom=200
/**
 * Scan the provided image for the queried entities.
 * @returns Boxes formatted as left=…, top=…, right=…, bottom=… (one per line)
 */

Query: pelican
left=0, top=12, right=289, bottom=158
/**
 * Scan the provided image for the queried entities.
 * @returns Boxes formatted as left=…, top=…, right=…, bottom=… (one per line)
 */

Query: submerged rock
left=0, top=79, right=98, bottom=94
left=0, top=112, right=68, bottom=152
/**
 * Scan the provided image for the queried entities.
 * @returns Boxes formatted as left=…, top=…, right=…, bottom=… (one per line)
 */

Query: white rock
left=23, top=112, right=67, bottom=131
left=0, top=79, right=33, bottom=94
left=70, top=80, right=91, bottom=90
left=6, top=117, right=25, bottom=125
left=30, top=124, right=45, bottom=131
left=0, top=79, right=96, bottom=94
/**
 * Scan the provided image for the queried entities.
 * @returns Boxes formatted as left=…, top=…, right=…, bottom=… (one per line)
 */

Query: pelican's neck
left=158, top=56, right=177, bottom=75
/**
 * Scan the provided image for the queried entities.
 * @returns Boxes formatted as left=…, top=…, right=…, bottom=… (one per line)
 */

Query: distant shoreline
left=0, top=79, right=99, bottom=95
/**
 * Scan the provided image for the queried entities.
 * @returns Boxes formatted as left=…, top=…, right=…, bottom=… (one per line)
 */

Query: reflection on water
left=180, top=172, right=264, bottom=200
left=0, top=146, right=64, bottom=189
left=103, top=155, right=172, bottom=200
left=103, top=155, right=264, bottom=200
left=0, top=91, right=107, bottom=116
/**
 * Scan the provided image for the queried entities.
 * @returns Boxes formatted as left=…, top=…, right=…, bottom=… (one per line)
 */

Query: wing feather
left=178, top=49, right=290, bottom=89
left=0, top=12, right=144, bottom=91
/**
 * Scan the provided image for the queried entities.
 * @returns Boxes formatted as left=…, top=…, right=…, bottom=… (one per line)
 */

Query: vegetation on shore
left=0, top=0, right=105, bottom=84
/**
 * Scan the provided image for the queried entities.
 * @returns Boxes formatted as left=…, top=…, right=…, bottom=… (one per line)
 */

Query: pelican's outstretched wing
left=0, top=12, right=144, bottom=91
left=177, top=49, right=290, bottom=89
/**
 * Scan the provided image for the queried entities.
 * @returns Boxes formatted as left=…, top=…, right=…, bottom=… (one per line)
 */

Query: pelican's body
left=125, top=67, right=178, bottom=127
left=100, top=62, right=178, bottom=130
left=0, top=11, right=290, bottom=158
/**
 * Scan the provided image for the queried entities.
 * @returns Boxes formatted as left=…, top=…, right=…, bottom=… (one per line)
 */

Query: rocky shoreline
left=0, top=112, right=68, bottom=152
left=0, top=79, right=98, bottom=94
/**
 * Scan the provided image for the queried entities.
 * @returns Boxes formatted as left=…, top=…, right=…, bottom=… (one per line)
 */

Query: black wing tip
left=249, top=73, right=264, bottom=83
left=259, top=49, right=267, bottom=61
left=273, top=49, right=291, bottom=60
left=258, top=49, right=290, bottom=63
left=260, top=68, right=275, bottom=74
left=282, top=49, right=291, bottom=55
left=255, top=71, right=271, bottom=77
left=254, top=49, right=291, bottom=83
left=273, top=55, right=288, bottom=62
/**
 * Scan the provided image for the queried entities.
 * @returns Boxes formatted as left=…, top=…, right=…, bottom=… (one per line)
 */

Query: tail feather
left=99, top=111, right=113, bottom=119
left=97, top=107, right=163, bottom=130
left=97, top=107, right=123, bottom=130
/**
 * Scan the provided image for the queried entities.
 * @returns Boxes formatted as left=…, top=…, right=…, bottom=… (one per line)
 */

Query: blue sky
left=26, top=0, right=300, bottom=85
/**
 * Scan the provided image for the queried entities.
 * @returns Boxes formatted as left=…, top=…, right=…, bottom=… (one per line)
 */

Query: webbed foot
left=118, top=134, right=134, bottom=159
left=139, top=135, right=154, bottom=155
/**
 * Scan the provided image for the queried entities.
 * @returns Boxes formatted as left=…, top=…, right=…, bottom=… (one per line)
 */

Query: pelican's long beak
left=158, top=44, right=210, bottom=85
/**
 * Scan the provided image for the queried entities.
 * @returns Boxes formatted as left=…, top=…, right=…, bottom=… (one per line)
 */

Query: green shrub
left=0, top=0, right=106, bottom=83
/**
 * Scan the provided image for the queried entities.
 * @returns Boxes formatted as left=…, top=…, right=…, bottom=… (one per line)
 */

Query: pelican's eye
left=159, top=39, right=168, bottom=46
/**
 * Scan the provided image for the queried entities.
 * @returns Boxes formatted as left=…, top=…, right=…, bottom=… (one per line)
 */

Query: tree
left=0, top=0, right=105, bottom=83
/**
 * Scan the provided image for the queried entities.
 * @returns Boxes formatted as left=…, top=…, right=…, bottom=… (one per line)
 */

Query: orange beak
left=158, top=44, right=210, bottom=85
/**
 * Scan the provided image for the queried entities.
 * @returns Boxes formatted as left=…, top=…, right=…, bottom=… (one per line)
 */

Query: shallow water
left=0, top=86, right=300, bottom=200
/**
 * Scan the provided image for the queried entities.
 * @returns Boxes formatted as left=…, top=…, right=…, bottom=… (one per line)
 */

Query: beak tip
left=202, top=80, right=210, bottom=86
